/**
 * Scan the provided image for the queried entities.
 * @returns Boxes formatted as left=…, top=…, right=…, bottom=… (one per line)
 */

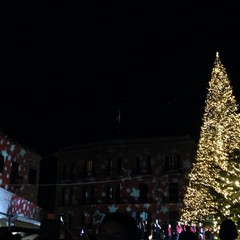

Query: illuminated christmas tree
left=180, top=52, right=240, bottom=232
left=217, top=149, right=240, bottom=224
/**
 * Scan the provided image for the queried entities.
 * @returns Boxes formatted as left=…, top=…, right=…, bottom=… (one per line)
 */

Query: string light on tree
left=180, top=52, right=240, bottom=237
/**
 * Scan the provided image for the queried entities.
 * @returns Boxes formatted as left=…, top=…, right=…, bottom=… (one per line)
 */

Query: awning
left=12, top=215, right=40, bottom=229
left=0, top=215, right=40, bottom=230
left=22, top=234, right=39, bottom=240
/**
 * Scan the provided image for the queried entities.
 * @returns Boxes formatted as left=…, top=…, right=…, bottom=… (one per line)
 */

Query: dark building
left=52, top=135, right=196, bottom=239
left=38, top=155, right=58, bottom=212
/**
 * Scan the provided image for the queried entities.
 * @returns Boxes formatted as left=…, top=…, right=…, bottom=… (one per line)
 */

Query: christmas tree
left=180, top=52, right=240, bottom=235
left=217, top=149, right=240, bottom=224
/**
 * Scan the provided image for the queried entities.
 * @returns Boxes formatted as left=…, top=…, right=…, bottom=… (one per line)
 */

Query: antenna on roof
left=117, top=110, right=121, bottom=138
left=117, top=110, right=121, bottom=124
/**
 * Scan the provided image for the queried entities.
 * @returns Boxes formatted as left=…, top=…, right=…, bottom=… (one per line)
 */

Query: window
left=68, top=213, right=72, bottom=229
left=28, top=168, right=37, bottom=184
left=106, top=184, right=120, bottom=203
left=81, top=212, right=92, bottom=227
left=136, top=156, right=151, bottom=174
left=169, top=211, right=179, bottom=225
left=169, top=183, right=179, bottom=203
left=82, top=186, right=95, bottom=204
left=63, top=162, right=74, bottom=179
left=0, top=154, right=4, bottom=173
left=107, top=158, right=121, bottom=176
left=164, top=154, right=181, bottom=171
left=62, top=188, right=73, bottom=205
left=85, top=160, right=94, bottom=177
left=10, top=162, right=21, bottom=184
left=139, top=183, right=148, bottom=203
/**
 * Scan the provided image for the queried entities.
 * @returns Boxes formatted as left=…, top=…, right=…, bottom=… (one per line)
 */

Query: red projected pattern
left=10, top=194, right=40, bottom=219
left=0, top=132, right=41, bottom=220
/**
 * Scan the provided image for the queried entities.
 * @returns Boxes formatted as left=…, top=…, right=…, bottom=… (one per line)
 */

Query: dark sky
left=2, top=1, right=240, bottom=156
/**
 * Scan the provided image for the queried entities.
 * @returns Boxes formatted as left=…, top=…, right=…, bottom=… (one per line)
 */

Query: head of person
left=13, top=234, right=22, bottom=240
left=219, top=219, right=238, bottom=240
left=98, top=212, right=138, bottom=240
left=179, top=229, right=198, bottom=240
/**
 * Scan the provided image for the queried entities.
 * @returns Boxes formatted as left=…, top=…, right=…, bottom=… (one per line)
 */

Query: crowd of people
left=1, top=212, right=237, bottom=240
left=136, top=218, right=213, bottom=240
left=98, top=212, right=239, bottom=240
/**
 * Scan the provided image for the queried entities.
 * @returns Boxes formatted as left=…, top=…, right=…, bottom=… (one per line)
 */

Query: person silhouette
left=175, top=221, right=183, bottom=240
left=179, top=225, right=198, bottom=240
left=152, top=219, right=161, bottom=240
left=98, top=212, right=138, bottom=240
left=219, top=219, right=238, bottom=240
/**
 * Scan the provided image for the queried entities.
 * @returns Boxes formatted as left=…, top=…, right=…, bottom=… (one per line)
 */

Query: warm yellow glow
left=180, top=52, right=240, bottom=237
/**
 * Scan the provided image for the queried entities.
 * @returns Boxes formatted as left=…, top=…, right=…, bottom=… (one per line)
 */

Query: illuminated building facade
left=0, top=131, right=42, bottom=227
left=55, top=135, right=196, bottom=239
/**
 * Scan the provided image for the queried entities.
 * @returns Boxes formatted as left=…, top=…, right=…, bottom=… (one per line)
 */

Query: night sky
left=2, top=1, right=240, bottom=156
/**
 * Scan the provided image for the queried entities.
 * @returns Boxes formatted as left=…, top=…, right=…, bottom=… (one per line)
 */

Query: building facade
left=0, top=131, right=42, bottom=225
left=55, top=135, right=197, bottom=239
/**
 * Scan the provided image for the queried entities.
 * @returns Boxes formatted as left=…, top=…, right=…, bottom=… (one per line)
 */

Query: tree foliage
left=180, top=52, right=240, bottom=238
